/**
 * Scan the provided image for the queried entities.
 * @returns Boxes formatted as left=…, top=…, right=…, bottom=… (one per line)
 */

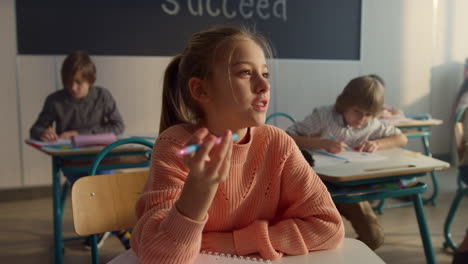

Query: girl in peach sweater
left=130, top=25, right=344, bottom=264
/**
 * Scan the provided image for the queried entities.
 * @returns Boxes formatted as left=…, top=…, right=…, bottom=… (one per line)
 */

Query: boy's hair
left=61, top=50, right=96, bottom=88
left=335, top=76, right=384, bottom=116
left=159, top=25, right=273, bottom=133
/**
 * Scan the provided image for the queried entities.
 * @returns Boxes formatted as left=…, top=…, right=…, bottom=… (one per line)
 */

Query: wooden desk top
left=25, top=139, right=151, bottom=157
left=385, top=118, right=443, bottom=128
left=108, top=238, right=385, bottom=264
left=314, top=148, right=449, bottom=183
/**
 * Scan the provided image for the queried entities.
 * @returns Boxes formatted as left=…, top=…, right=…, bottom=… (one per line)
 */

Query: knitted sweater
left=131, top=124, right=344, bottom=264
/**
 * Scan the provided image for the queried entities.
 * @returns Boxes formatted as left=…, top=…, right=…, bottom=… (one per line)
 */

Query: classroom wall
left=0, top=0, right=22, bottom=188
left=1, top=0, right=468, bottom=189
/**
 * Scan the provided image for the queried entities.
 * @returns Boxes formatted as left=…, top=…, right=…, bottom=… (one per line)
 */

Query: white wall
left=1, top=0, right=468, bottom=189
left=0, top=0, right=22, bottom=188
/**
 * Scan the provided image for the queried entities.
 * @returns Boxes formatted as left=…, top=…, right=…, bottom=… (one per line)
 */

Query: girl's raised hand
left=183, top=128, right=233, bottom=185
left=176, top=128, right=233, bottom=221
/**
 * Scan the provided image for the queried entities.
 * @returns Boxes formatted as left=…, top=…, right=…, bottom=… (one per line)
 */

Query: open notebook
left=107, top=249, right=271, bottom=264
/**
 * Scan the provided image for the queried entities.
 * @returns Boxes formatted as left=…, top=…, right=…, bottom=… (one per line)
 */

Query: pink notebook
left=71, top=133, right=117, bottom=147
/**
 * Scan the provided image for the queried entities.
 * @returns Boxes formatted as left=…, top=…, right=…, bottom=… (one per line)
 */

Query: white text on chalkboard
left=162, top=0, right=287, bottom=21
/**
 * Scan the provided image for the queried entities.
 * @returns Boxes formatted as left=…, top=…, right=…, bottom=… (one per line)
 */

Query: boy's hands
left=59, top=130, right=79, bottom=139
left=356, top=140, right=379, bottom=152
left=40, top=127, right=59, bottom=142
left=322, top=138, right=347, bottom=153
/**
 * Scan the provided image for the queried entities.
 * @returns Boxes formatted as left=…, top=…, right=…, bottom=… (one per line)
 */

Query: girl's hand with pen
left=40, top=127, right=59, bottom=142
left=176, top=128, right=233, bottom=221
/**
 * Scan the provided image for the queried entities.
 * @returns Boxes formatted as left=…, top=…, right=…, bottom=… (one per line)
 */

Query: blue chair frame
left=86, top=138, right=154, bottom=264
left=443, top=107, right=468, bottom=252
left=265, top=112, right=296, bottom=125
left=51, top=137, right=153, bottom=264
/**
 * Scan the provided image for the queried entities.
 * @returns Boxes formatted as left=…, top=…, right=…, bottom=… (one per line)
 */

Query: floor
left=0, top=167, right=466, bottom=264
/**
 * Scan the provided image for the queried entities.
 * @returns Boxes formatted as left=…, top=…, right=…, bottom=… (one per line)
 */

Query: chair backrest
left=265, top=112, right=296, bottom=124
left=71, top=170, right=149, bottom=236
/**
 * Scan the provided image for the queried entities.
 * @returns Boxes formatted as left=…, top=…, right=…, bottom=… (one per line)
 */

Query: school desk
left=313, top=148, right=449, bottom=264
left=107, top=238, right=385, bottom=264
left=25, top=137, right=153, bottom=264
left=381, top=115, right=444, bottom=207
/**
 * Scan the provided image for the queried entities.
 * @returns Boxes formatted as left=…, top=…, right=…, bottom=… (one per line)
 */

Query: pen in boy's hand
left=324, top=133, right=353, bottom=151
left=177, top=134, right=239, bottom=156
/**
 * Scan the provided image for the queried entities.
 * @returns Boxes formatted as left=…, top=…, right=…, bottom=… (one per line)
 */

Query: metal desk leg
left=422, top=136, right=438, bottom=206
left=412, top=193, right=436, bottom=264
left=52, top=157, right=64, bottom=264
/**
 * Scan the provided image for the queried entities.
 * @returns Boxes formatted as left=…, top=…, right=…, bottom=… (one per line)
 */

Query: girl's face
left=203, top=39, right=270, bottom=131
left=343, top=106, right=373, bottom=128
left=66, top=72, right=90, bottom=99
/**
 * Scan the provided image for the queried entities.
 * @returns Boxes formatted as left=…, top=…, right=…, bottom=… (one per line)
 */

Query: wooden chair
left=72, top=170, right=148, bottom=236
left=443, top=106, right=468, bottom=251
left=71, top=137, right=153, bottom=264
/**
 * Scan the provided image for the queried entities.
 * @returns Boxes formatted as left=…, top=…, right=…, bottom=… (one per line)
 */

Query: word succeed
left=161, top=0, right=287, bottom=21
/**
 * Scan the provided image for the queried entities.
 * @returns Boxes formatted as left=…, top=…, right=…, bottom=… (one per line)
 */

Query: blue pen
left=314, top=150, right=350, bottom=162
left=324, top=133, right=353, bottom=151
left=177, top=134, right=239, bottom=156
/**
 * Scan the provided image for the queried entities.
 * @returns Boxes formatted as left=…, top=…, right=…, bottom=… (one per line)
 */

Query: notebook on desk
left=107, top=249, right=271, bottom=264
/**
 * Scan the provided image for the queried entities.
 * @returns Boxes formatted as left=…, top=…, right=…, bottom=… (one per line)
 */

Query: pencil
left=177, top=134, right=239, bottom=156
left=324, top=133, right=353, bottom=151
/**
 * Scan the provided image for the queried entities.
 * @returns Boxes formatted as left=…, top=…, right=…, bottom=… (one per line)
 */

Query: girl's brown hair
left=61, top=50, right=96, bottom=88
left=159, top=25, right=272, bottom=134
left=335, top=76, right=384, bottom=116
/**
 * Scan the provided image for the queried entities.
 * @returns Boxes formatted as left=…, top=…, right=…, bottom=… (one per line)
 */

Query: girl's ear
left=188, top=77, right=211, bottom=103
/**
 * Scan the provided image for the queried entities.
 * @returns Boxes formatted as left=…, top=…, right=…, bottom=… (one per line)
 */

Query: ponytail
left=159, top=55, right=191, bottom=133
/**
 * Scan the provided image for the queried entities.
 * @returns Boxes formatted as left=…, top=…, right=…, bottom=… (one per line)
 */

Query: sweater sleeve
left=233, top=144, right=344, bottom=260
left=30, top=95, right=56, bottom=140
left=79, top=88, right=125, bottom=135
left=130, top=134, right=207, bottom=264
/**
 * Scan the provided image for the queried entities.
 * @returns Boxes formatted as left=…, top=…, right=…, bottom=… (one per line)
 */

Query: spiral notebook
left=107, top=249, right=271, bottom=264
left=194, top=251, right=271, bottom=263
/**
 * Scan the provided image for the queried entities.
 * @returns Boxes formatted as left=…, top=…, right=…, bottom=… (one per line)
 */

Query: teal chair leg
left=421, top=135, right=439, bottom=206
left=374, top=199, right=385, bottom=215
left=412, top=193, right=436, bottom=264
left=52, top=157, right=64, bottom=264
left=443, top=187, right=468, bottom=252
left=91, top=234, right=99, bottom=264
left=60, top=182, right=69, bottom=214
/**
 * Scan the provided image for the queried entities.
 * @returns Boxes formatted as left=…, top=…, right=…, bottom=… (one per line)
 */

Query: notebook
left=71, top=132, right=117, bottom=147
left=194, top=251, right=271, bottom=263
left=107, top=249, right=271, bottom=264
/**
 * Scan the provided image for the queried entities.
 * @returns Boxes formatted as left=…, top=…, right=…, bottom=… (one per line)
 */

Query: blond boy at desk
left=286, top=75, right=408, bottom=250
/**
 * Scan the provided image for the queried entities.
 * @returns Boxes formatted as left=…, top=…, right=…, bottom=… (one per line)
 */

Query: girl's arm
left=131, top=128, right=233, bottom=264
left=230, top=147, right=344, bottom=260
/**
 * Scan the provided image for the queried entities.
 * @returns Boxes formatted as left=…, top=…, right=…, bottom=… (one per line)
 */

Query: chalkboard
left=16, top=0, right=361, bottom=60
